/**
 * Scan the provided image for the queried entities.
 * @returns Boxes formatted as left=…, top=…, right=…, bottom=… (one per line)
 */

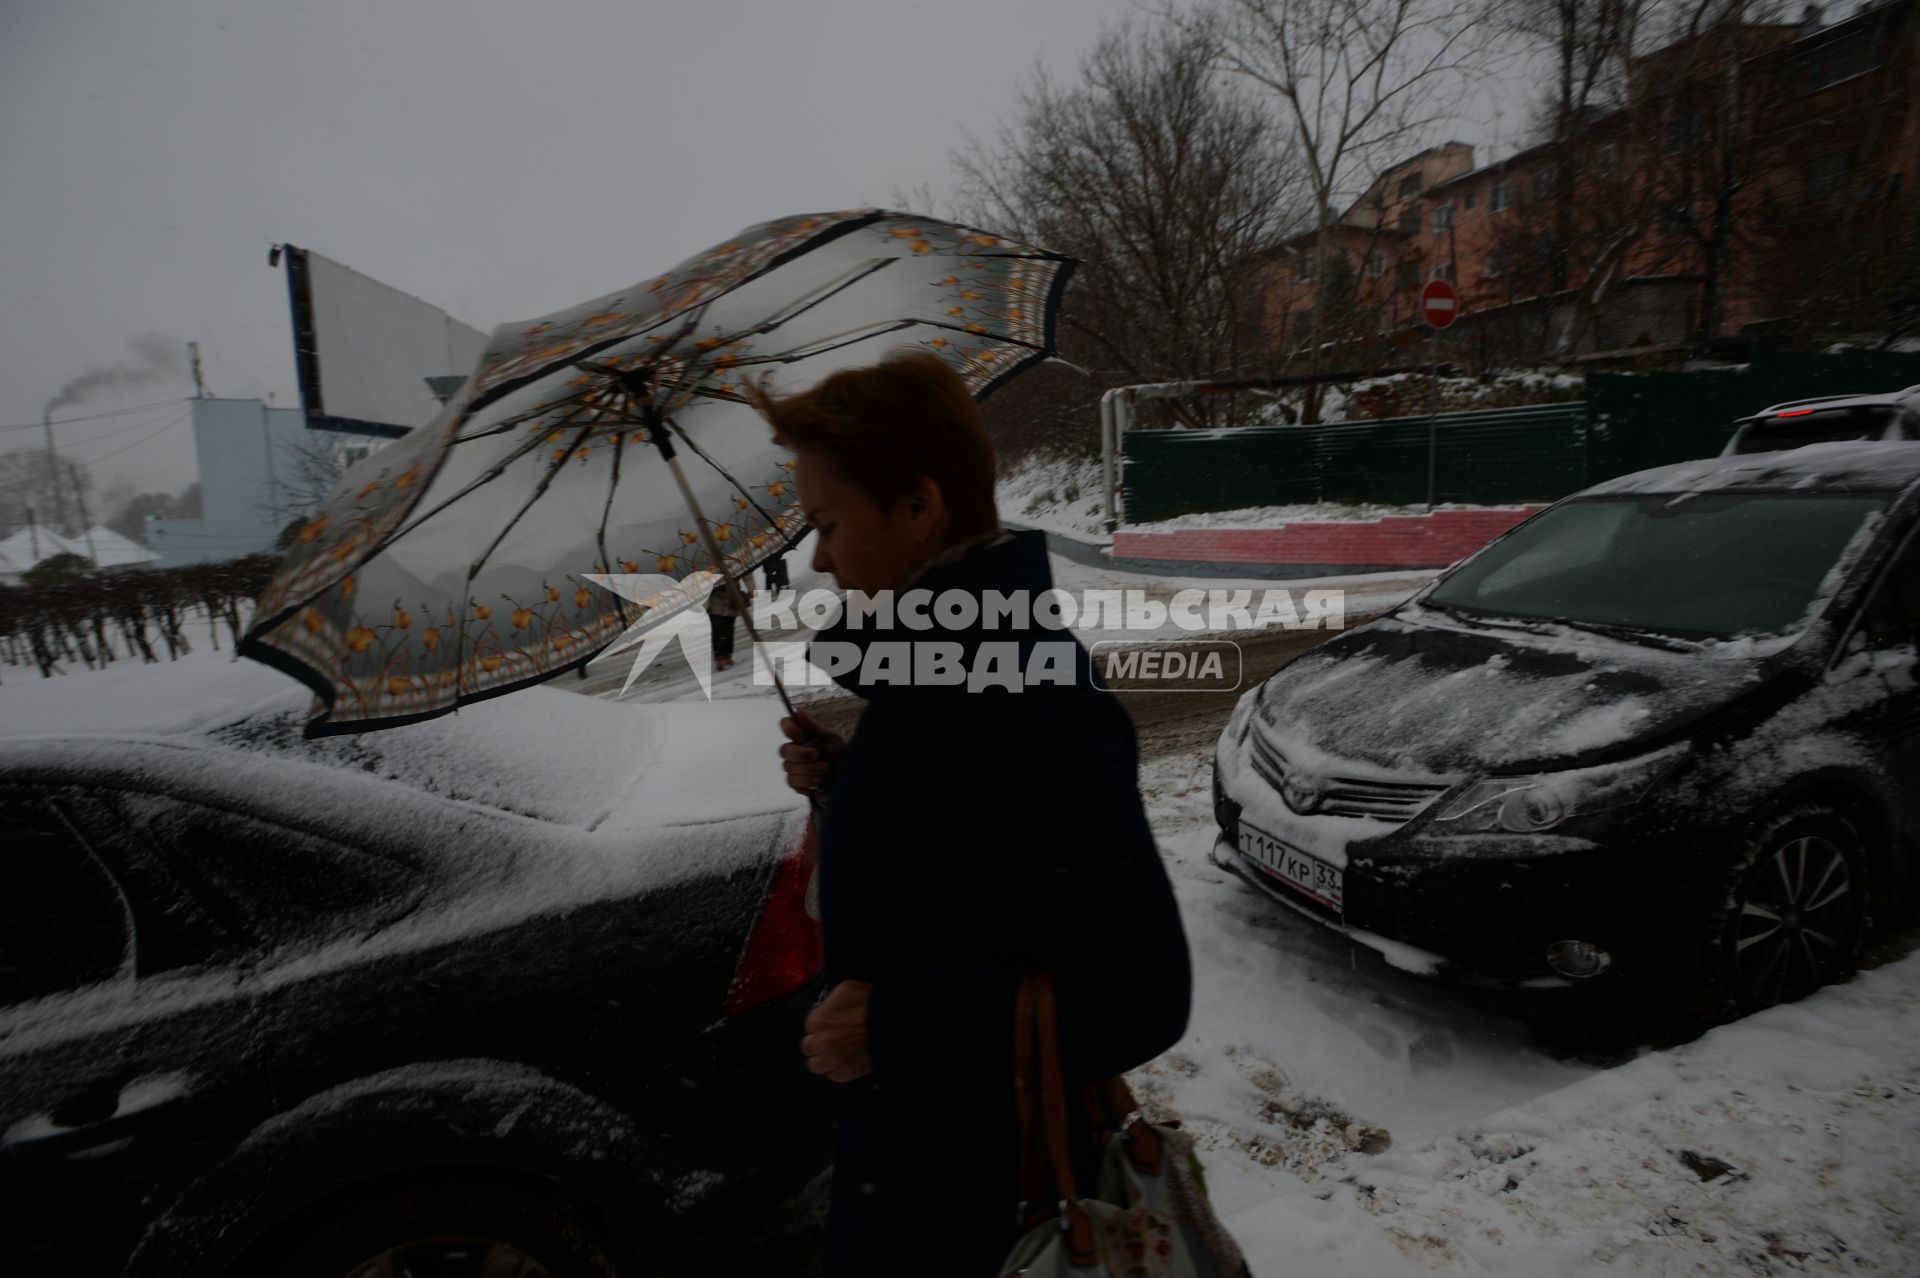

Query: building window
left=1486, top=247, right=1509, bottom=278
left=1530, top=170, right=1554, bottom=202
left=1432, top=203, right=1453, bottom=230
left=1398, top=206, right=1423, bottom=234
left=1463, top=189, right=1477, bottom=211
left=1364, top=250, right=1385, bottom=278
left=1595, top=143, right=1619, bottom=175
left=1490, top=181, right=1511, bottom=213
left=1397, top=259, right=1421, bottom=289
left=1398, top=174, right=1422, bottom=201
left=1431, top=262, right=1455, bottom=282
left=1295, top=254, right=1316, bottom=282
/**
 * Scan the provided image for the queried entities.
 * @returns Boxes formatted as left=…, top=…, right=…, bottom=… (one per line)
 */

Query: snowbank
left=1225, top=954, right=1920, bottom=1274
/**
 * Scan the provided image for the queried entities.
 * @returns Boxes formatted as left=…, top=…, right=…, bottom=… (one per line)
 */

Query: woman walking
left=749, top=351, right=1191, bottom=1277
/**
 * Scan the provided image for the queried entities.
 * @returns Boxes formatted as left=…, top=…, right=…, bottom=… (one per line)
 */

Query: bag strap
left=1013, top=971, right=1097, bottom=1266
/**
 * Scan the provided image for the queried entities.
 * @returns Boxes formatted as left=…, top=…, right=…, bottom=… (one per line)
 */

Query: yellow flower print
left=655, top=555, right=677, bottom=572
left=345, top=626, right=377, bottom=654
left=297, top=515, right=331, bottom=543
left=511, top=607, right=535, bottom=629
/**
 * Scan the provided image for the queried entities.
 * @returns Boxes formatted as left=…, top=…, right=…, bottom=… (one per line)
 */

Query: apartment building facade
left=1261, top=0, right=1918, bottom=364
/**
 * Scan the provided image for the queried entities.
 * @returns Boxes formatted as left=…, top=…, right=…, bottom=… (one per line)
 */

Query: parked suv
left=1722, top=386, right=1920, bottom=455
left=1213, top=441, right=1920, bottom=1014
left=0, top=675, right=831, bottom=1278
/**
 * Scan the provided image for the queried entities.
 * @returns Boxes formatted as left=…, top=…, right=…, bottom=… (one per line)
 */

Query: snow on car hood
left=1253, top=610, right=1773, bottom=777
left=1, top=636, right=799, bottom=830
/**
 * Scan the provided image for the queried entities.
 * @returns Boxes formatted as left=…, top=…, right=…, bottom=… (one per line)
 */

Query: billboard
left=280, top=246, right=490, bottom=439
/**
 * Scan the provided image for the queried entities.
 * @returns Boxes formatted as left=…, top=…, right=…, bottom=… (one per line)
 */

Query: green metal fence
left=1122, top=350, right=1920, bottom=526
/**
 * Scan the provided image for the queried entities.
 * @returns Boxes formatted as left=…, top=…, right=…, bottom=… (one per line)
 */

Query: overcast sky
left=1, top=0, right=1525, bottom=508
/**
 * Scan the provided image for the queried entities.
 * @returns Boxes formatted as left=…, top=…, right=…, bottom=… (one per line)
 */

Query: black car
left=1213, top=441, right=1920, bottom=1012
left=0, top=679, right=831, bottom=1277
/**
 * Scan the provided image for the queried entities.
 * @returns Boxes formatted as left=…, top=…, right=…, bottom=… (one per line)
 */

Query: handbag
left=999, top=971, right=1253, bottom=1278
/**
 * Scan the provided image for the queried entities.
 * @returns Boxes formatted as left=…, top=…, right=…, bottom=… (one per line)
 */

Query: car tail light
left=1776, top=408, right=1816, bottom=417
left=724, top=816, right=823, bottom=1017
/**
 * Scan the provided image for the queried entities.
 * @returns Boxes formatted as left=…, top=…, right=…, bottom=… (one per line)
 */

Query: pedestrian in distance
left=706, top=567, right=751, bottom=671
left=746, top=350, right=1191, bottom=1278
left=763, top=549, right=790, bottom=600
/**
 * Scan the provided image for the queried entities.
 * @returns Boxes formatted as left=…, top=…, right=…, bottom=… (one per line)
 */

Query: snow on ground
left=1133, top=741, right=1920, bottom=1275
left=997, top=452, right=1108, bottom=539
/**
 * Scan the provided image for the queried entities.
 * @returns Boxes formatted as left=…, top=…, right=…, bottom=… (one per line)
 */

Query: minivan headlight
left=1430, top=743, right=1690, bottom=834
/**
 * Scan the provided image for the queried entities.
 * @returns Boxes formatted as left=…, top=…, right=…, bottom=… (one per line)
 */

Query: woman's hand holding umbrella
left=779, top=709, right=843, bottom=796
left=801, top=979, right=873, bottom=1083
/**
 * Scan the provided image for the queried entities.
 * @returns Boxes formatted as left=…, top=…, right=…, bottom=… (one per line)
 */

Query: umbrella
left=239, top=209, right=1075, bottom=735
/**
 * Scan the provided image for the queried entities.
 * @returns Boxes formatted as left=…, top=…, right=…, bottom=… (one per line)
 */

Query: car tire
left=255, top=1177, right=621, bottom=1278
left=1702, top=801, right=1870, bottom=1017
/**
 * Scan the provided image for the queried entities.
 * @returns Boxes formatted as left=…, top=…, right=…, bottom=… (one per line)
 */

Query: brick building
left=1261, top=0, right=1918, bottom=365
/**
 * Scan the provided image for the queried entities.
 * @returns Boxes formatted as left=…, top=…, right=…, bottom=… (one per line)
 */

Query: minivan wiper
left=1539, top=614, right=1706, bottom=652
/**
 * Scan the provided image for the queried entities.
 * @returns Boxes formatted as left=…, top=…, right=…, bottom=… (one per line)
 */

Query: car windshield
left=1424, top=491, right=1891, bottom=641
left=1731, top=406, right=1902, bottom=454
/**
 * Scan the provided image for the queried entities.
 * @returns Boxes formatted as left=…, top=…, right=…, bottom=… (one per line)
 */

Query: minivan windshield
left=1424, top=491, right=1890, bottom=641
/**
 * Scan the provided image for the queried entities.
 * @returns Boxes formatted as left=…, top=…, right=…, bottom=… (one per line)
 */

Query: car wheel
left=1703, top=802, right=1869, bottom=1016
left=257, top=1178, right=620, bottom=1278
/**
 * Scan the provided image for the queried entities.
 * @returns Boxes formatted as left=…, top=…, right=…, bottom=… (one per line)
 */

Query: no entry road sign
left=1421, top=279, right=1459, bottom=329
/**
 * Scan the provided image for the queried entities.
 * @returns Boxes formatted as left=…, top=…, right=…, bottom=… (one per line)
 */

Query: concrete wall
left=1113, top=506, right=1549, bottom=577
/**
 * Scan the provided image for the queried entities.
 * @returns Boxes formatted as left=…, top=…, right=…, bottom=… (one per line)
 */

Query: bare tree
left=260, top=432, right=355, bottom=526
left=1501, top=0, right=1649, bottom=295
left=1181, top=0, right=1491, bottom=412
left=954, top=20, right=1306, bottom=449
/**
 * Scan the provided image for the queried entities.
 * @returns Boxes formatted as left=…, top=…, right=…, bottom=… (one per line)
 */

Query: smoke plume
left=44, top=333, right=183, bottom=416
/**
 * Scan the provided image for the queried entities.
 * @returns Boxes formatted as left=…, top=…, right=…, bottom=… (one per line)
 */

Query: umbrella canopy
left=240, top=209, right=1074, bottom=735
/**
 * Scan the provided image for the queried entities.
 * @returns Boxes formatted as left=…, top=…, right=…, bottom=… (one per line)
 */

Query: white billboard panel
left=284, top=247, right=490, bottom=435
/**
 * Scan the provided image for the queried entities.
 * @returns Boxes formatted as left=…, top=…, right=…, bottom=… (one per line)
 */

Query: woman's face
left=793, top=449, right=946, bottom=596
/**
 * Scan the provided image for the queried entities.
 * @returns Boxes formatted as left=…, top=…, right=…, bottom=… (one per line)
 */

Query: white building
left=146, top=398, right=384, bottom=569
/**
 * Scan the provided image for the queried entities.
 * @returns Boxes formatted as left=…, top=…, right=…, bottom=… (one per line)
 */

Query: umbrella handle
left=638, top=406, right=804, bottom=724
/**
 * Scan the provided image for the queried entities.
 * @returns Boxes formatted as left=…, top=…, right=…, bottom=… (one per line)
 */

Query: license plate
left=1237, top=823, right=1343, bottom=911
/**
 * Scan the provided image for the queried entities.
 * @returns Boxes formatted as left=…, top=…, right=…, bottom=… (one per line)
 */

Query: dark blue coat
left=809, top=530, right=1191, bottom=1277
